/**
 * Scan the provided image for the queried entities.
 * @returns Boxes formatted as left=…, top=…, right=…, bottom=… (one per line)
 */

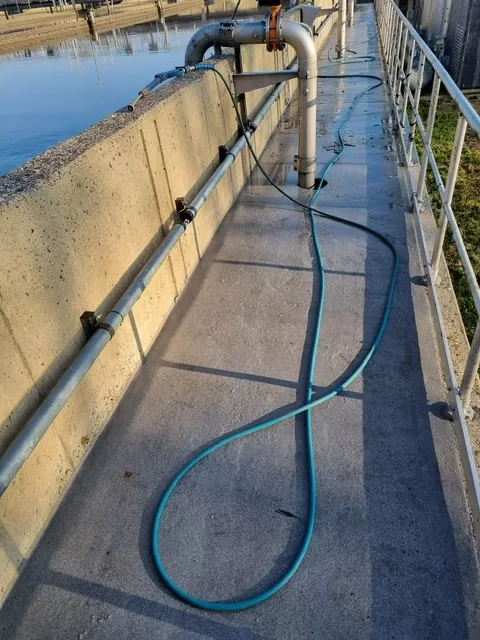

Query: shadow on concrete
left=1, top=6, right=479, bottom=638
left=360, top=61, right=472, bottom=636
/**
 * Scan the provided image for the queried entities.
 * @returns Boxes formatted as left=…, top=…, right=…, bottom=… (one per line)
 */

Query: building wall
left=454, top=0, right=480, bottom=89
left=413, top=0, right=480, bottom=89
left=0, top=6, right=336, bottom=604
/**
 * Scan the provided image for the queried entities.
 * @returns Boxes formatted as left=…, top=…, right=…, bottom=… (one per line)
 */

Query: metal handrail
left=379, top=0, right=479, bottom=134
left=375, top=0, right=480, bottom=534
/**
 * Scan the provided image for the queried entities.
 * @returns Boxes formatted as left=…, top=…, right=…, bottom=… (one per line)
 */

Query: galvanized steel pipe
left=0, top=72, right=289, bottom=497
left=0, top=225, right=185, bottom=496
left=185, top=17, right=317, bottom=188
left=185, top=21, right=267, bottom=65
left=0, top=17, right=320, bottom=493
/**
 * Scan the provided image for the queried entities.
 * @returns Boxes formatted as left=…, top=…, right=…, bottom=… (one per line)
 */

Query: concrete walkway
left=2, top=5, right=480, bottom=638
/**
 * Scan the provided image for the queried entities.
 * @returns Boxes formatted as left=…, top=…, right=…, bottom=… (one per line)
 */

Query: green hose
left=151, top=60, right=399, bottom=611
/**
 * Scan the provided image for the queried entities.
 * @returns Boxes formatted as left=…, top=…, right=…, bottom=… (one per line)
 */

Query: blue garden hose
left=151, top=60, right=399, bottom=611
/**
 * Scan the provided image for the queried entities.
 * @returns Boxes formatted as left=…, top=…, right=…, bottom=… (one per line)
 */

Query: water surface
left=0, top=19, right=204, bottom=176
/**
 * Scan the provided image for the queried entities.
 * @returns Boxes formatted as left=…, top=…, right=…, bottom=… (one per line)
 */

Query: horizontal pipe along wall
left=0, top=6, right=335, bottom=602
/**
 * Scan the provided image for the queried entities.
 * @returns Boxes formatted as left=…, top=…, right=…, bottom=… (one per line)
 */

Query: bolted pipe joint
left=184, top=15, right=317, bottom=189
left=185, top=20, right=267, bottom=65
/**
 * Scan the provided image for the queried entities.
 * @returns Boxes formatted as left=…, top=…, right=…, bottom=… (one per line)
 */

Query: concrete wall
left=0, top=6, right=336, bottom=603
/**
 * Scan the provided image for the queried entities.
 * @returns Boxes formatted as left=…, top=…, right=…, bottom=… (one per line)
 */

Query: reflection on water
left=0, top=19, right=206, bottom=176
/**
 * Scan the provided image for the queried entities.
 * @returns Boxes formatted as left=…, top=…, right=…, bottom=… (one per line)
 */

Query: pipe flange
left=266, top=7, right=285, bottom=52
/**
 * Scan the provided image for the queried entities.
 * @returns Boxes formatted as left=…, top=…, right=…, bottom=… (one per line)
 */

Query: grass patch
left=414, top=94, right=480, bottom=341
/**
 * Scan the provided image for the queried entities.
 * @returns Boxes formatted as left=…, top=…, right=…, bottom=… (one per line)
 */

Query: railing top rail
left=384, top=0, right=480, bottom=135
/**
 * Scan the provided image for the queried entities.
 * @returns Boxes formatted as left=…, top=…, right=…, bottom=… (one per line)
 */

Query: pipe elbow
left=185, top=21, right=267, bottom=65
left=185, top=24, right=220, bottom=65
left=281, top=20, right=317, bottom=72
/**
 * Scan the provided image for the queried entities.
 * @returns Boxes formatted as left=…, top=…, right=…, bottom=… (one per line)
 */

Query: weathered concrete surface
left=0, top=5, right=336, bottom=604
left=1, top=5, right=479, bottom=637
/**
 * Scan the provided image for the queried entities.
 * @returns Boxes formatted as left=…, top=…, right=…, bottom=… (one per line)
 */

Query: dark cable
left=231, top=0, right=241, bottom=20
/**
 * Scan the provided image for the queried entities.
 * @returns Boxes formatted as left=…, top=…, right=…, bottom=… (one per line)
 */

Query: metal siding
left=459, top=0, right=480, bottom=88
left=442, top=0, right=480, bottom=87
left=451, top=24, right=465, bottom=79
left=417, top=0, right=453, bottom=43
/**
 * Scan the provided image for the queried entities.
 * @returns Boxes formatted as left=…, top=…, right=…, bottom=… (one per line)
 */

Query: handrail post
left=431, top=115, right=467, bottom=279
left=460, top=320, right=480, bottom=416
left=415, top=72, right=441, bottom=188
left=394, top=23, right=408, bottom=100
left=385, top=9, right=395, bottom=68
left=385, top=1, right=394, bottom=66
left=347, top=0, right=354, bottom=26
left=401, top=38, right=415, bottom=129
left=390, top=17, right=403, bottom=87
left=378, top=0, right=387, bottom=47
left=406, top=50, right=425, bottom=162
left=387, top=15, right=400, bottom=79
left=389, top=15, right=400, bottom=85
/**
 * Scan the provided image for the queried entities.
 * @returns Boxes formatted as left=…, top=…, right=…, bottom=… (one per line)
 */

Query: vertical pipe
left=431, top=116, right=467, bottom=279
left=282, top=20, right=318, bottom=189
left=337, top=0, right=346, bottom=59
left=460, top=320, right=480, bottom=415
left=296, top=72, right=317, bottom=188
left=347, top=0, right=354, bottom=26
